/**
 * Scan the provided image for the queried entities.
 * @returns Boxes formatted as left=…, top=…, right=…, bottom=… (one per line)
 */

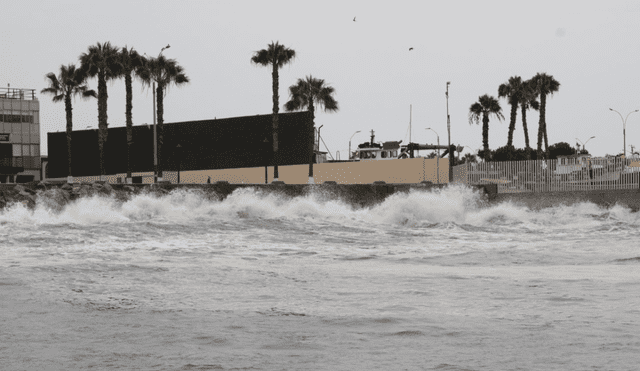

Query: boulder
left=13, top=192, right=36, bottom=209
left=100, top=182, right=114, bottom=195
left=36, top=188, right=71, bottom=212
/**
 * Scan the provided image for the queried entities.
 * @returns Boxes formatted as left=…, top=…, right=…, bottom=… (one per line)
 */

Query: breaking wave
left=1, top=185, right=639, bottom=234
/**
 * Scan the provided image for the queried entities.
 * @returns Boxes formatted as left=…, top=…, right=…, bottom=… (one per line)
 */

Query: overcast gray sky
left=2, top=0, right=640, bottom=158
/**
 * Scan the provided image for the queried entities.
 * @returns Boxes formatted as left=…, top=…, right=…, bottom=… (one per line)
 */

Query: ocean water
left=1, top=185, right=639, bottom=370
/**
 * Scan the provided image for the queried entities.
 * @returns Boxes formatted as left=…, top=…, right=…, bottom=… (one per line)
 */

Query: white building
left=0, top=87, right=41, bottom=183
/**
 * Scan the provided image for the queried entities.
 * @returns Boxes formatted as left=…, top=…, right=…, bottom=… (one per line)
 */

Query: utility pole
left=446, top=82, right=452, bottom=182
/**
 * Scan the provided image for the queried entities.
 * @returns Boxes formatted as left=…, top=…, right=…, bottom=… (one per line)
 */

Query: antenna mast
left=409, top=104, right=412, bottom=145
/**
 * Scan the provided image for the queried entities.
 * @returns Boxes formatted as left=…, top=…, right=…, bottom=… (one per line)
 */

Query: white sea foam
left=0, top=186, right=638, bottom=234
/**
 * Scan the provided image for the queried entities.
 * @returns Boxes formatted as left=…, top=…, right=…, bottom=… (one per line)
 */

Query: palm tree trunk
left=65, top=95, right=73, bottom=183
left=482, top=113, right=490, bottom=160
left=125, top=72, right=133, bottom=181
left=543, top=120, right=550, bottom=159
left=271, top=63, right=279, bottom=180
left=521, top=104, right=530, bottom=148
left=97, top=71, right=109, bottom=178
left=507, top=101, right=517, bottom=147
left=537, top=94, right=546, bottom=159
left=156, top=84, right=164, bottom=180
left=308, top=102, right=315, bottom=183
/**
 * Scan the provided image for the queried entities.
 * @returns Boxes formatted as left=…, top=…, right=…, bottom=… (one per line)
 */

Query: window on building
left=12, top=144, right=21, bottom=156
left=381, top=151, right=387, bottom=158
left=12, top=123, right=21, bottom=135
left=2, top=114, right=31, bottom=123
left=31, top=145, right=39, bottom=156
left=23, top=144, right=30, bottom=156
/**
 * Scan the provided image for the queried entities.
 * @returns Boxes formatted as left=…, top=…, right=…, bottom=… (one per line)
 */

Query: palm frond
left=284, top=75, right=338, bottom=114
left=52, top=94, right=65, bottom=103
left=532, top=72, right=561, bottom=96
left=251, top=41, right=296, bottom=68
left=530, top=100, right=540, bottom=111
left=43, top=72, right=61, bottom=91
left=80, top=86, right=97, bottom=99
left=468, top=102, right=483, bottom=124
left=251, top=49, right=271, bottom=66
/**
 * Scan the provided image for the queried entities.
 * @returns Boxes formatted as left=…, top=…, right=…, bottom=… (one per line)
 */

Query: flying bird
left=409, top=47, right=413, bottom=51
left=353, top=17, right=356, bottom=22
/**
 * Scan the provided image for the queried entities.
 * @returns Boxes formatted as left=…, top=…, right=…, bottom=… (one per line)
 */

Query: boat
left=346, top=130, right=461, bottom=162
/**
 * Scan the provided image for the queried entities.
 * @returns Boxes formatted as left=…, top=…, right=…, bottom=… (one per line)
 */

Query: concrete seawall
left=493, top=188, right=640, bottom=211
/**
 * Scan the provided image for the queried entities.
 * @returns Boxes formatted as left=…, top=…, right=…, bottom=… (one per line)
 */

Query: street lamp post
left=609, top=108, right=639, bottom=168
left=152, top=44, right=170, bottom=183
left=349, top=130, right=361, bottom=160
left=426, top=128, right=440, bottom=184
left=446, top=81, right=452, bottom=181
left=576, top=136, right=595, bottom=152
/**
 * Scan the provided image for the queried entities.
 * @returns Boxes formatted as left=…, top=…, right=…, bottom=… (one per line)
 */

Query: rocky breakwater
left=0, top=181, right=499, bottom=212
left=0, top=182, right=170, bottom=212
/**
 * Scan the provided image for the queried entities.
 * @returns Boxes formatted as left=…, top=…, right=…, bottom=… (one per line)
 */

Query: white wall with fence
left=453, top=156, right=640, bottom=193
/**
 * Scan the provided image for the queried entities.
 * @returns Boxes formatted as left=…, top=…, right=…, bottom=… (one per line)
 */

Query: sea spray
left=1, top=183, right=639, bottom=237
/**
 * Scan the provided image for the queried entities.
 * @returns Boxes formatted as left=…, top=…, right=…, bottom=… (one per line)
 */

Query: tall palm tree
left=284, top=75, right=339, bottom=184
left=468, top=94, right=504, bottom=161
left=251, top=41, right=296, bottom=181
left=41, top=64, right=96, bottom=183
left=531, top=72, right=560, bottom=159
left=138, top=54, right=189, bottom=181
left=118, top=46, right=145, bottom=183
left=498, top=76, right=522, bottom=147
left=519, top=79, right=540, bottom=159
left=79, top=41, right=121, bottom=178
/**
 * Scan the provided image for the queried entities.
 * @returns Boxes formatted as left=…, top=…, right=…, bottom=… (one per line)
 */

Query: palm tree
left=531, top=72, right=560, bottom=159
left=468, top=94, right=504, bottom=161
left=138, top=54, right=189, bottom=181
left=41, top=64, right=96, bottom=183
left=498, top=76, right=522, bottom=147
left=118, top=46, right=145, bottom=183
left=79, top=41, right=121, bottom=178
left=284, top=75, right=339, bottom=184
left=251, top=41, right=296, bottom=181
left=519, top=79, right=540, bottom=158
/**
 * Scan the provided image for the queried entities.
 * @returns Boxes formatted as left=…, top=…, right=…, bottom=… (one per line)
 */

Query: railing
left=0, top=88, right=37, bottom=100
left=453, top=157, right=640, bottom=193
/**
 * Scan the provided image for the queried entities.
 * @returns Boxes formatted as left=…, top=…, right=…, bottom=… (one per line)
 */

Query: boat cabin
left=353, top=130, right=403, bottom=161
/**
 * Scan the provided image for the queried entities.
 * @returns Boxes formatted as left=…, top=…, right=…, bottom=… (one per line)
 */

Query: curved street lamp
left=609, top=108, right=639, bottom=160
left=426, top=128, right=440, bottom=184
left=576, top=136, right=595, bottom=152
left=349, top=130, right=361, bottom=160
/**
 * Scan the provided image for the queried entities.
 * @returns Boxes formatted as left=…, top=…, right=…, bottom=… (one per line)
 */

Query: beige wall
left=66, top=158, right=451, bottom=184
left=180, top=157, right=450, bottom=184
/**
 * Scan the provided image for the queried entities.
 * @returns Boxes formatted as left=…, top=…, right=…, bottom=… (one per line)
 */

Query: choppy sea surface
left=1, top=185, right=639, bottom=370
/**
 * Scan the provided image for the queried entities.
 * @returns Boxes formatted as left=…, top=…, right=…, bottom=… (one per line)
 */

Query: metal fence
left=453, top=156, right=640, bottom=193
